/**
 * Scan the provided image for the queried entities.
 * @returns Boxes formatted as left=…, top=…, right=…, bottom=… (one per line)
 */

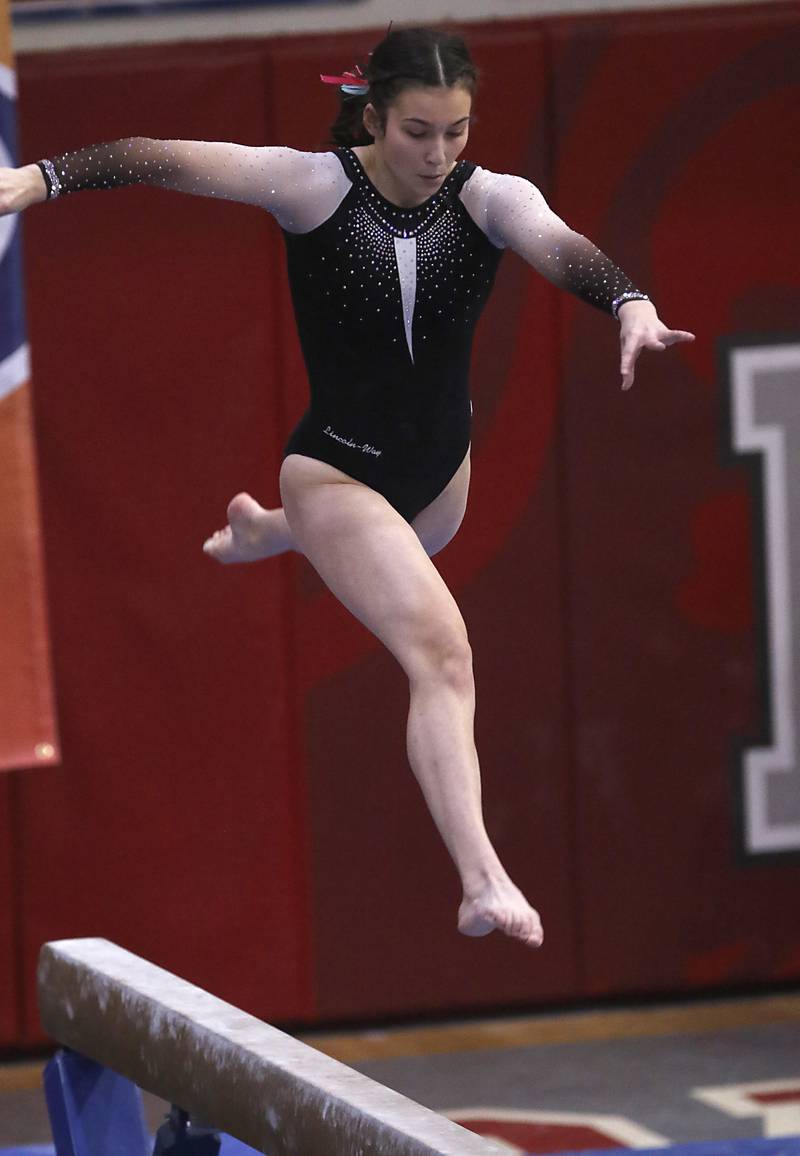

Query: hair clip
left=320, top=64, right=369, bottom=96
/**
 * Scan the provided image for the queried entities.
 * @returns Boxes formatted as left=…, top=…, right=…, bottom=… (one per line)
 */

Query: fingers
left=620, top=325, right=695, bottom=389
left=620, top=335, right=639, bottom=390
left=620, top=347, right=637, bottom=389
left=620, top=340, right=664, bottom=389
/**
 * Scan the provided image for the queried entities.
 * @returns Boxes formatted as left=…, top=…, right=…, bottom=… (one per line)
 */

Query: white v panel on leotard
left=393, top=236, right=417, bottom=363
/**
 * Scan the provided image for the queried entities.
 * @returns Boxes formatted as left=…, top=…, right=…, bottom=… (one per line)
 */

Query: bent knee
left=407, top=626, right=474, bottom=692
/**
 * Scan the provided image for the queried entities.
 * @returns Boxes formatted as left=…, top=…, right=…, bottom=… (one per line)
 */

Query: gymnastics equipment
left=38, top=937, right=503, bottom=1156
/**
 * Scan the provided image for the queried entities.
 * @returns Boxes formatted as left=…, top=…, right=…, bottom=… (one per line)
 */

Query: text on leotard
left=323, top=425, right=382, bottom=457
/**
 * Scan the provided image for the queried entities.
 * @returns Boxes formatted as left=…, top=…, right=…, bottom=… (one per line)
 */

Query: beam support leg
left=44, top=1048, right=150, bottom=1156
left=153, top=1106, right=221, bottom=1155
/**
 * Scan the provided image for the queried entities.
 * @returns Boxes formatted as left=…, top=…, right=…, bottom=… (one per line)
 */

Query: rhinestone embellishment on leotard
left=611, top=291, right=651, bottom=319
left=320, top=149, right=499, bottom=364
left=39, top=158, right=61, bottom=199
left=344, top=149, right=464, bottom=240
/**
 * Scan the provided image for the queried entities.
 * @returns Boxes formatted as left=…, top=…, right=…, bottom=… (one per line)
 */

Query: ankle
left=461, top=864, right=509, bottom=900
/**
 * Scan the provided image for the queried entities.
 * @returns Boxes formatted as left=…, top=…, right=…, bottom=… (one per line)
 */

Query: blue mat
left=4, top=1136, right=800, bottom=1156
left=1, top=1137, right=260, bottom=1156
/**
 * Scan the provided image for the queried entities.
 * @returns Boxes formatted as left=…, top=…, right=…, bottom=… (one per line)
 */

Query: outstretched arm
left=0, top=139, right=337, bottom=231
left=467, top=169, right=694, bottom=389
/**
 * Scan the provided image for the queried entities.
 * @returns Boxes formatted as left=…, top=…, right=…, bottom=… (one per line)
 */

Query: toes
left=460, top=895, right=543, bottom=948
left=203, top=529, right=229, bottom=556
left=527, top=917, right=544, bottom=948
left=513, top=909, right=543, bottom=946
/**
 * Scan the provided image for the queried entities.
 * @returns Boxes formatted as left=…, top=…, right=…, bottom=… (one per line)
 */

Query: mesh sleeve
left=37, top=139, right=349, bottom=232
left=464, top=168, right=649, bottom=318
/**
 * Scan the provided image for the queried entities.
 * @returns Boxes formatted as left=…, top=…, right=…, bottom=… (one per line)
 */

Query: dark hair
left=329, top=27, right=478, bottom=148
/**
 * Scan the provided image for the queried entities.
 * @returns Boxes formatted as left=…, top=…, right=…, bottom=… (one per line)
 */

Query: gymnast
left=0, top=26, right=693, bottom=949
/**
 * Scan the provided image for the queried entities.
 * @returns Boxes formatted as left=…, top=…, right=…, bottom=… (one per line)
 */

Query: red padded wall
left=15, top=45, right=313, bottom=1040
left=549, top=4, right=800, bottom=992
left=6, top=3, right=800, bottom=1040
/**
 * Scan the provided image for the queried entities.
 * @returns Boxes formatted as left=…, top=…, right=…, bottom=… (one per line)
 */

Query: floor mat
left=351, top=1023, right=800, bottom=1150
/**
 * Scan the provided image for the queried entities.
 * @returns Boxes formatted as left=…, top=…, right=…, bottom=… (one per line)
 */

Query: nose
left=425, top=137, right=447, bottom=168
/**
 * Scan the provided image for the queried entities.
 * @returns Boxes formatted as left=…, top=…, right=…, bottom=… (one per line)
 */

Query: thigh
left=412, top=448, right=471, bottom=557
left=280, top=454, right=468, bottom=665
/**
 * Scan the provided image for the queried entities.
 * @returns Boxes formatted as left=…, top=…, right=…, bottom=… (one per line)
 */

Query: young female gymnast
left=0, top=26, right=693, bottom=949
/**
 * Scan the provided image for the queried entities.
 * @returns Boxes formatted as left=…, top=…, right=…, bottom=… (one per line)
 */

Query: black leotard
left=282, top=149, right=502, bottom=521
left=37, top=138, right=650, bottom=522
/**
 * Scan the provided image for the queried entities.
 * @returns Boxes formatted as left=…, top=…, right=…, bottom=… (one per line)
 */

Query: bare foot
left=458, top=877, right=544, bottom=948
left=203, top=493, right=294, bottom=564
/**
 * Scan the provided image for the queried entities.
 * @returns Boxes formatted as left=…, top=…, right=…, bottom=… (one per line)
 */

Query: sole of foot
left=458, top=891, right=544, bottom=948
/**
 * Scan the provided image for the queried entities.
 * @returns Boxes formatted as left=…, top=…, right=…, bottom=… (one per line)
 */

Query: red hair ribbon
left=320, top=64, right=369, bottom=93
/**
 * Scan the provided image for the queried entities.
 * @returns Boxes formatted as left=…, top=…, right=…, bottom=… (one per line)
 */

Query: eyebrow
left=401, top=116, right=472, bottom=127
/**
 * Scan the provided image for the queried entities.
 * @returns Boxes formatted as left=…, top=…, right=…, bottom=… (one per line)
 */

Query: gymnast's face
left=363, top=84, right=473, bottom=207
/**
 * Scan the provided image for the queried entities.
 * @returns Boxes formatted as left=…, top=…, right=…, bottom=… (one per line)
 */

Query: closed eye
left=404, top=128, right=468, bottom=140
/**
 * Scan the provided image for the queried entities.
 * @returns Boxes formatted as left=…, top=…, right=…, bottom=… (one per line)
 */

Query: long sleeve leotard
left=38, top=139, right=649, bottom=521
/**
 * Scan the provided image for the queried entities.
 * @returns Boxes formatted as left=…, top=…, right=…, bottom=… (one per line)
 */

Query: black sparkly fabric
left=282, top=149, right=503, bottom=520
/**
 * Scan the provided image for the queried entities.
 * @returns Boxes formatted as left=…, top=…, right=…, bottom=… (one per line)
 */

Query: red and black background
left=1, top=1, right=799, bottom=1048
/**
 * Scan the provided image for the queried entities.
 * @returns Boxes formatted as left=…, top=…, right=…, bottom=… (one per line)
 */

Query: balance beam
left=38, top=938, right=503, bottom=1156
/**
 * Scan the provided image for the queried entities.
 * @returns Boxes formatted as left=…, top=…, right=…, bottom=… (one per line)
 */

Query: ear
left=362, top=102, right=383, bottom=139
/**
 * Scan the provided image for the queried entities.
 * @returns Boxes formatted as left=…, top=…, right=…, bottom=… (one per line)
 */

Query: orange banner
left=0, top=0, right=59, bottom=770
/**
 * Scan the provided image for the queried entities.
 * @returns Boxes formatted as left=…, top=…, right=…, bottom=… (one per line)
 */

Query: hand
left=0, top=164, right=49, bottom=217
left=618, top=299, right=695, bottom=390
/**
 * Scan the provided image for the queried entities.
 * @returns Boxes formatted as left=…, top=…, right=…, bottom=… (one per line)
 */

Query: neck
left=353, top=144, right=428, bottom=209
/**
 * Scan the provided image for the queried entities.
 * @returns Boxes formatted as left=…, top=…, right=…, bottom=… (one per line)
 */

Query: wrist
left=24, top=162, right=50, bottom=206
left=32, top=159, right=58, bottom=202
left=613, top=292, right=652, bottom=320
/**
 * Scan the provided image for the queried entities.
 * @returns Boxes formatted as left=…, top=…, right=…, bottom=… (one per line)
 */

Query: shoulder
left=258, top=149, right=349, bottom=227
left=463, top=165, right=544, bottom=203
left=262, top=147, right=344, bottom=185
left=460, top=166, right=546, bottom=246
left=261, top=148, right=351, bottom=230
